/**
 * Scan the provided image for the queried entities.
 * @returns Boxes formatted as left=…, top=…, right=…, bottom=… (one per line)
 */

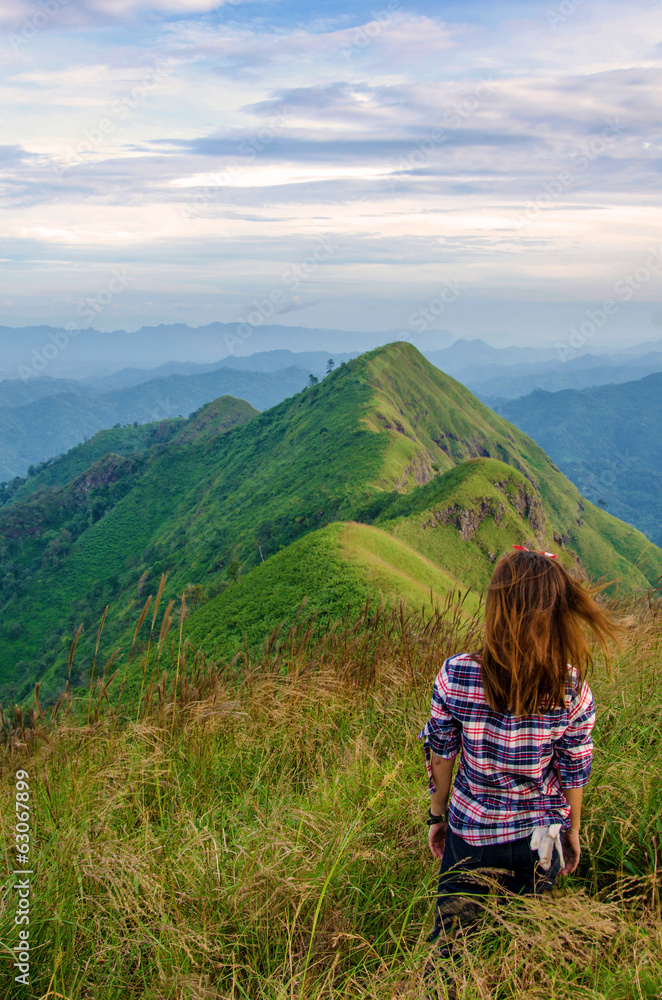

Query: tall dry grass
left=0, top=587, right=660, bottom=999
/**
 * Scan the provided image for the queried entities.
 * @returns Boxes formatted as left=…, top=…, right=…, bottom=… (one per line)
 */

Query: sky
left=1, top=0, right=662, bottom=350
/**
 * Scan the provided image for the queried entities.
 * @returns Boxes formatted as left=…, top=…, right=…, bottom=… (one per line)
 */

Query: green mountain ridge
left=1, top=343, right=660, bottom=705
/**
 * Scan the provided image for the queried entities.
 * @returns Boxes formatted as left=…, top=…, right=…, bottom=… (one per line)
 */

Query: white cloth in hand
left=530, top=824, right=565, bottom=871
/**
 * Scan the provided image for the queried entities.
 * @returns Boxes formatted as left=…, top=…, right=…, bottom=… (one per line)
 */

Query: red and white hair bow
left=512, top=544, right=558, bottom=559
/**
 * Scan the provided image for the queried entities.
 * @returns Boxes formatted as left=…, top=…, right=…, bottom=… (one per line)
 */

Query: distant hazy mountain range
left=3, top=320, right=661, bottom=392
left=0, top=322, right=423, bottom=379
left=495, top=373, right=662, bottom=546
left=82, top=349, right=360, bottom=392
left=425, top=341, right=662, bottom=401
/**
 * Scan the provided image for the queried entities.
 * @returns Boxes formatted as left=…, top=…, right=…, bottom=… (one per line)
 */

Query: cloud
left=163, top=13, right=460, bottom=80
left=271, top=295, right=321, bottom=317
left=175, top=131, right=535, bottom=162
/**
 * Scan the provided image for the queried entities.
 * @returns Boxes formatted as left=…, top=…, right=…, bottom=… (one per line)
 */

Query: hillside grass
left=371, top=460, right=549, bottom=593
left=362, top=345, right=662, bottom=594
left=338, top=522, right=473, bottom=613
left=1, top=592, right=661, bottom=999
left=2, top=342, right=662, bottom=706
left=185, top=523, right=381, bottom=660
left=185, top=522, right=478, bottom=661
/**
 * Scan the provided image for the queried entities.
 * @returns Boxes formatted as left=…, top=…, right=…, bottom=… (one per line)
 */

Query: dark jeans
left=429, top=825, right=560, bottom=954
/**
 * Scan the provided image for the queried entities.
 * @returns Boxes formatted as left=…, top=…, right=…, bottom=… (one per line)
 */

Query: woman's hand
left=559, top=830, right=581, bottom=875
left=428, top=820, right=448, bottom=859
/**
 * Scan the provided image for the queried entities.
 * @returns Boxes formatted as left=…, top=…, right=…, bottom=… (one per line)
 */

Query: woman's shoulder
left=443, top=651, right=482, bottom=670
left=448, top=651, right=482, bottom=666
left=439, top=652, right=484, bottom=692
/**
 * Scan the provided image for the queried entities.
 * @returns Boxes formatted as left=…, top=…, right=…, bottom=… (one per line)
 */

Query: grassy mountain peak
left=174, top=396, right=258, bottom=445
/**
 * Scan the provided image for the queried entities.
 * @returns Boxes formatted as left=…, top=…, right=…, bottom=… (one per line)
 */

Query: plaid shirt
left=419, top=653, right=595, bottom=845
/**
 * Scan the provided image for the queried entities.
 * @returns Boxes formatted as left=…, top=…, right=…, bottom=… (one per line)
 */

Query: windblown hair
left=480, top=549, right=623, bottom=715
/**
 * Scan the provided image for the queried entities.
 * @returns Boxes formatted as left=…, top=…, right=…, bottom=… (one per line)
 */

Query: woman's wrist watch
left=426, top=806, right=448, bottom=826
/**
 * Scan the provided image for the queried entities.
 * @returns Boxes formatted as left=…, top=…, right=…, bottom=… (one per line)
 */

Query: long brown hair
left=481, top=549, right=623, bottom=715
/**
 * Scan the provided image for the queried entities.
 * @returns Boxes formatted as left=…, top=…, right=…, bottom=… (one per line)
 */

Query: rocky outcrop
left=422, top=498, right=507, bottom=540
left=576, top=499, right=585, bottom=526
left=70, top=454, right=136, bottom=500
left=422, top=481, right=545, bottom=541
left=393, top=452, right=435, bottom=490
left=511, top=484, right=545, bottom=533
